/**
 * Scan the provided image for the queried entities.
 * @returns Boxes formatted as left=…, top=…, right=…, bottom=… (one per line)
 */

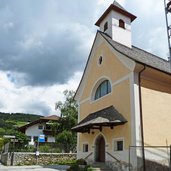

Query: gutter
left=138, top=65, right=146, bottom=171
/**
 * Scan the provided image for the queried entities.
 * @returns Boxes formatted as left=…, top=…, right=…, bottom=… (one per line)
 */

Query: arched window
left=119, top=19, right=125, bottom=29
left=94, top=80, right=111, bottom=100
left=104, top=22, right=108, bottom=32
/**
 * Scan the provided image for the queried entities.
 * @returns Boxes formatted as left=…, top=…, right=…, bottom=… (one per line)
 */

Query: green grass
left=15, top=121, right=28, bottom=127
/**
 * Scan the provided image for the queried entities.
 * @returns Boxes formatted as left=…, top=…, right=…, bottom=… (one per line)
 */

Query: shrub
left=67, top=163, right=79, bottom=171
left=76, top=158, right=87, bottom=165
left=39, top=145, right=50, bottom=152
left=67, top=163, right=93, bottom=171
left=57, top=159, right=76, bottom=165
left=0, top=138, right=4, bottom=151
left=85, top=166, right=93, bottom=171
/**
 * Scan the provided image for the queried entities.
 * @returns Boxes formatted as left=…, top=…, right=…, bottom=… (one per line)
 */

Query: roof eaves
left=19, top=118, right=47, bottom=131
left=74, top=31, right=100, bottom=100
left=95, top=4, right=136, bottom=26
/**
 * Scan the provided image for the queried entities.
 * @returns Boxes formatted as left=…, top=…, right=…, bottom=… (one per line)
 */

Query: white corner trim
left=133, top=72, right=142, bottom=147
left=113, top=137, right=125, bottom=152
left=111, top=73, right=131, bottom=87
left=130, top=72, right=136, bottom=146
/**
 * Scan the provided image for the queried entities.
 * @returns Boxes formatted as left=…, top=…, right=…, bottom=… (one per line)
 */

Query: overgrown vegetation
left=67, top=159, right=93, bottom=171
left=0, top=138, right=4, bottom=149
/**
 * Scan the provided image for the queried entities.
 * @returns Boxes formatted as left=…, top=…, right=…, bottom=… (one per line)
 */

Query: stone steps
left=92, top=162, right=112, bottom=171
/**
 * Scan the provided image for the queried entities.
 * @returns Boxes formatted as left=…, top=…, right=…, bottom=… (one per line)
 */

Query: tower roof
left=95, top=1, right=136, bottom=26
left=113, top=0, right=127, bottom=11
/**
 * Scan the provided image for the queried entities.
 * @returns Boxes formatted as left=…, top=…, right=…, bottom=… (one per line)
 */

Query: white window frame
left=113, top=137, right=124, bottom=152
left=90, top=76, right=112, bottom=103
left=38, top=124, right=43, bottom=130
left=83, top=143, right=89, bottom=153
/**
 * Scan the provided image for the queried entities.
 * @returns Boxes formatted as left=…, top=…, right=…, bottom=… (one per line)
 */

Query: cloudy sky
left=0, top=0, right=169, bottom=116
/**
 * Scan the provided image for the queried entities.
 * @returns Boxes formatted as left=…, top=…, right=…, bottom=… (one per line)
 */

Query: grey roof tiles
left=72, top=106, right=127, bottom=132
left=100, top=31, right=170, bottom=73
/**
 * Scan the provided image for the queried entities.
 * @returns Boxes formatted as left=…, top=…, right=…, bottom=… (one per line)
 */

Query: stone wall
left=1, top=152, right=76, bottom=166
left=1, top=152, right=11, bottom=166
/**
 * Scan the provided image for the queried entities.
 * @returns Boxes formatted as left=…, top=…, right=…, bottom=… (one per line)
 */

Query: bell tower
left=95, top=1, right=136, bottom=48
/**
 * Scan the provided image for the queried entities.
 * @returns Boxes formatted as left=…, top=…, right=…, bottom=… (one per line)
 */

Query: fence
left=129, top=146, right=171, bottom=171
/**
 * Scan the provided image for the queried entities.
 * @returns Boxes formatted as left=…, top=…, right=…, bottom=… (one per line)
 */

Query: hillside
left=0, top=112, right=42, bottom=137
left=0, top=112, right=42, bottom=122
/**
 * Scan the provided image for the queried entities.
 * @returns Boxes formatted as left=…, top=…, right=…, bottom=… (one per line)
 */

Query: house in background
left=72, top=1, right=171, bottom=170
left=19, top=115, right=59, bottom=145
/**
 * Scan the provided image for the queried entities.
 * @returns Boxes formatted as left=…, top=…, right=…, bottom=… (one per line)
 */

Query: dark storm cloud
left=0, top=0, right=98, bottom=86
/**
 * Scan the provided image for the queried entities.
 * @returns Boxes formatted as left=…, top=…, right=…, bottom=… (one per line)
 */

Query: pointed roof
left=113, top=0, right=127, bottom=11
left=74, top=31, right=171, bottom=101
left=72, top=106, right=127, bottom=133
left=19, top=115, right=60, bottom=132
left=42, top=115, right=59, bottom=121
left=100, top=31, right=170, bottom=73
left=95, top=1, right=136, bottom=26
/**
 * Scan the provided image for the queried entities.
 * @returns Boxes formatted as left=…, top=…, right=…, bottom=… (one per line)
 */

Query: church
left=72, top=1, right=171, bottom=170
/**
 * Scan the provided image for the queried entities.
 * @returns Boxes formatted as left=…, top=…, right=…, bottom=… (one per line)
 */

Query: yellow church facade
left=72, top=1, right=171, bottom=170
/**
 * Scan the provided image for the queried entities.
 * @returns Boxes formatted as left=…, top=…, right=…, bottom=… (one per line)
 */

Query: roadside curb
left=0, top=164, right=69, bottom=170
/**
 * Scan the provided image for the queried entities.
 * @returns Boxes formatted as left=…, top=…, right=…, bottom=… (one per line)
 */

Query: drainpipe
left=138, top=65, right=146, bottom=171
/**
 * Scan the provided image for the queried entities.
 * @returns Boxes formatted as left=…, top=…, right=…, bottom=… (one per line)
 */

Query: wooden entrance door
left=95, top=135, right=105, bottom=162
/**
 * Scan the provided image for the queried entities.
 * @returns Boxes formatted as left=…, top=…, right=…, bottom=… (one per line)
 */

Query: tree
left=4, top=130, right=29, bottom=150
left=15, top=131, right=29, bottom=149
left=0, top=128, right=6, bottom=137
left=55, top=90, right=78, bottom=153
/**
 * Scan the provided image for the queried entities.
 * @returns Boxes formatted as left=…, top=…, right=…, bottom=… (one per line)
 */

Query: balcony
left=43, top=130, right=55, bottom=136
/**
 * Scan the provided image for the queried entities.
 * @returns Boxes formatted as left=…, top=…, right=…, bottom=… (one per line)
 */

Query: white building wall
left=25, top=123, right=45, bottom=137
left=99, top=11, right=132, bottom=48
left=111, top=11, right=132, bottom=48
left=25, top=123, right=56, bottom=143
left=99, top=12, right=113, bottom=38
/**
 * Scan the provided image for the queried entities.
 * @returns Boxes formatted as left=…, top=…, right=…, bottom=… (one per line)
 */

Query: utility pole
left=164, top=3, right=171, bottom=171
left=164, top=0, right=171, bottom=71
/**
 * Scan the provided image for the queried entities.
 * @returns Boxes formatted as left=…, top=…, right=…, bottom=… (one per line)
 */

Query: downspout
left=138, top=65, right=146, bottom=171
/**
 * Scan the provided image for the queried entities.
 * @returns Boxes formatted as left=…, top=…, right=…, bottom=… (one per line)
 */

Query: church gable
left=76, top=32, right=135, bottom=103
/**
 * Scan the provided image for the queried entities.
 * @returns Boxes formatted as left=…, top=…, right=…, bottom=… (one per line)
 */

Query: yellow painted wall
left=78, top=41, right=132, bottom=152
left=80, top=42, right=130, bottom=101
left=142, top=78, right=171, bottom=146
left=79, top=80, right=132, bottom=151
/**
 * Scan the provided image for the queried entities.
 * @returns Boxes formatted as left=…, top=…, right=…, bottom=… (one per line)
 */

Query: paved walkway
left=0, top=164, right=69, bottom=171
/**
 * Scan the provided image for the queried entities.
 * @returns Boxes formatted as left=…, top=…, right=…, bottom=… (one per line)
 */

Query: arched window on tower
left=94, top=80, right=111, bottom=100
left=119, top=19, right=125, bottom=29
left=104, top=22, right=108, bottom=32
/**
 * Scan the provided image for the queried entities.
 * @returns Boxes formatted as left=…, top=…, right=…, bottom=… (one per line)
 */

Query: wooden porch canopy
left=72, top=106, right=127, bottom=133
